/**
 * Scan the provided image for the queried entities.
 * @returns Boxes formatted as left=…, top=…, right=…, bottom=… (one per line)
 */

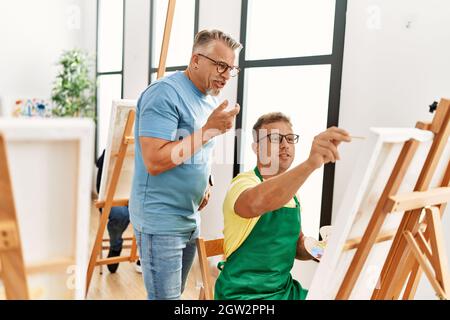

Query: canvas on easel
left=85, top=100, right=137, bottom=294
left=307, top=99, right=450, bottom=300
left=0, top=118, right=94, bottom=299
left=98, top=100, right=137, bottom=203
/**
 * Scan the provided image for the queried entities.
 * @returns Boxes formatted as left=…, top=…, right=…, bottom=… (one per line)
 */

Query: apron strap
left=293, top=194, right=300, bottom=207
left=217, top=260, right=226, bottom=271
left=253, top=166, right=263, bottom=182
left=254, top=166, right=301, bottom=208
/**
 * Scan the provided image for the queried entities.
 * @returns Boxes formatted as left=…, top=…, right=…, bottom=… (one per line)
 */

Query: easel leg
left=199, top=287, right=205, bottom=300
left=380, top=207, right=450, bottom=300
left=404, top=231, right=447, bottom=299
left=426, top=207, right=450, bottom=293
left=130, top=233, right=138, bottom=262
left=385, top=247, right=418, bottom=299
left=403, top=207, right=448, bottom=300
left=99, top=249, right=103, bottom=275
left=400, top=206, right=449, bottom=300
left=0, top=250, right=29, bottom=299
left=402, top=262, right=422, bottom=300
left=401, top=222, right=436, bottom=300
left=86, top=205, right=112, bottom=296
left=98, top=213, right=103, bottom=275
left=0, top=135, right=29, bottom=299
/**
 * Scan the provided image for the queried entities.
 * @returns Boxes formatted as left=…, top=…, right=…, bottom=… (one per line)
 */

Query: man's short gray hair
left=193, top=29, right=242, bottom=53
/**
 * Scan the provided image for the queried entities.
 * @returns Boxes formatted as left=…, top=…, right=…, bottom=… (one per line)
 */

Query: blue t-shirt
left=129, top=71, right=217, bottom=234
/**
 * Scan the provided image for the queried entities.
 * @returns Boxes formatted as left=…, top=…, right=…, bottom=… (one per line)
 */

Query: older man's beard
left=206, top=88, right=221, bottom=96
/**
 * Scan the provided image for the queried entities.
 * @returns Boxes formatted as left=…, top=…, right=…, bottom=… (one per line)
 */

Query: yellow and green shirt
left=222, top=169, right=298, bottom=258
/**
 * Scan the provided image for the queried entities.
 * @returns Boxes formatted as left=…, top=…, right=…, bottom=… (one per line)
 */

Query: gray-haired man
left=130, top=30, right=241, bottom=300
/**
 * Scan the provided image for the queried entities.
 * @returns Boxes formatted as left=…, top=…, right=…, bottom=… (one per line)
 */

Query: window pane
left=98, top=0, right=124, bottom=72
left=150, top=70, right=180, bottom=83
left=150, top=72, right=156, bottom=83
left=151, top=0, right=195, bottom=68
left=97, top=74, right=122, bottom=156
left=240, top=65, right=331, bottom=236
left=246, top=0, right=335, bottom=60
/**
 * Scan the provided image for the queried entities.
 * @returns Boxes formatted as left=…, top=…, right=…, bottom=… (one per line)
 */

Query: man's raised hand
left=306, top=127, right=351, bottom=170
left=203, top=100, right=240, bottom=139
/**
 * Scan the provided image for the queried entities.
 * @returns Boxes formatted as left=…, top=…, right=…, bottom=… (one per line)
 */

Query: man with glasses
left=130, top=30, right=241, bottom=300
left=215, top=112, right=351, bottom=300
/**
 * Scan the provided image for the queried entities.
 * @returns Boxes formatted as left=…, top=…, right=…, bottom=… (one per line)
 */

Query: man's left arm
left=295, top=232, right=314, bottom=261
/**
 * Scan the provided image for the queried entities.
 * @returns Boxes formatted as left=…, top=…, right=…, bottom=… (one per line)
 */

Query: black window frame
left=234, top=0, right=348, bottom=231
left=95, top=0, right=126, bottom=157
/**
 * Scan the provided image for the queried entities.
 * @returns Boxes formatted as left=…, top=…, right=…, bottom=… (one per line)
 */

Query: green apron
left=214, top=167, right=308, bottom=300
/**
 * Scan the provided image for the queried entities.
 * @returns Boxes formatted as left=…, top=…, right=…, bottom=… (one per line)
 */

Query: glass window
left=96, top=0, right=124, bottom=155
left=97, top=0, right=124, bottom=72
left=151, top=0, right=196, bottom=68
left=241, top=65, right=331, bottom=236
left=246, top=0, right=336, bottom=60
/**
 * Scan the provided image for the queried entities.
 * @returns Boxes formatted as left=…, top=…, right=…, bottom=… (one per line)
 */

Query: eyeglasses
left=257, top=133, right=300, bottom=144
left=197, top=53, right=240, bottom=77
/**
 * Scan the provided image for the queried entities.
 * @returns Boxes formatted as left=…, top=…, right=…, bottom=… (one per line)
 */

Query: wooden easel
left=85, top=110, right=138, bottom=294
left=157, top=0, right=177, bottom=79
left=85, top=0, right=177, bottom=296
left=0, top=134, right=29, bottom=300
left=336, top=98, right=450, bottom=300
left=374, top=99, right=450, bottom=300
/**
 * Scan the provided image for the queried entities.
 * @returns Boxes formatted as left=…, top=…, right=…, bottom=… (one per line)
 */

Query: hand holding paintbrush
left=306, top=127, right=366, bottom=169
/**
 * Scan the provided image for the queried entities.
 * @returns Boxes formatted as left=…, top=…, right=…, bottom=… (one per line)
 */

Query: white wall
left=0, top=0, right=96, bottom=117
left=334, top=0, right=450, bottom=299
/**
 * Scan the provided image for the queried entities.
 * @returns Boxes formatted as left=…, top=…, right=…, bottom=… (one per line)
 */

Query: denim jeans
left=134, top=227, right=199, bottom=300
left=104, top=206, right=130, bottom=251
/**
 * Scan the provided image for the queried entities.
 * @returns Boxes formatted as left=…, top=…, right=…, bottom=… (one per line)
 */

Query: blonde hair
left=193, top=29, right=241, bottom=53
left=252, top=112, right=293, bottom=142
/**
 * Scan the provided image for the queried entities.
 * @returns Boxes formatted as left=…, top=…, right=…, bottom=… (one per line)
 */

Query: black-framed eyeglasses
left=257, top=133, right=300, bottom=144
left=197, top=53, right=240, bottom=77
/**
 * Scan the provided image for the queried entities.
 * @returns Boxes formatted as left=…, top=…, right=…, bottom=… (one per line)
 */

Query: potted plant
left=51, top=49, right=95, bottom=119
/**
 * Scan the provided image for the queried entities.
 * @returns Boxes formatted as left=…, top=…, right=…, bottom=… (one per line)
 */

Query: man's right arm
left=234, top=127, right=351, bottom=218
left=141, top=128, right=211, bottom=176
left=141, top=100, right=240, bottom=176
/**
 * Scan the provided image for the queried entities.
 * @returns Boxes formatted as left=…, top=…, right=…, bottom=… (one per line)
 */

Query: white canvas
left=307, top=127, right=450, bottom=300
left=98, top=99, right=136, bottom=202
left=0, top=118, right=94, bottom=299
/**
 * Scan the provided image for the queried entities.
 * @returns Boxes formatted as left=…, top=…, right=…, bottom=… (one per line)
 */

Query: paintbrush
left=350, top=135, right=366, bottom=140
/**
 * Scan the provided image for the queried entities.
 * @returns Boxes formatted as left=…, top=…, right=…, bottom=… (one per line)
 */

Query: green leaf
left=51, top=49, right=95, bottom=119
